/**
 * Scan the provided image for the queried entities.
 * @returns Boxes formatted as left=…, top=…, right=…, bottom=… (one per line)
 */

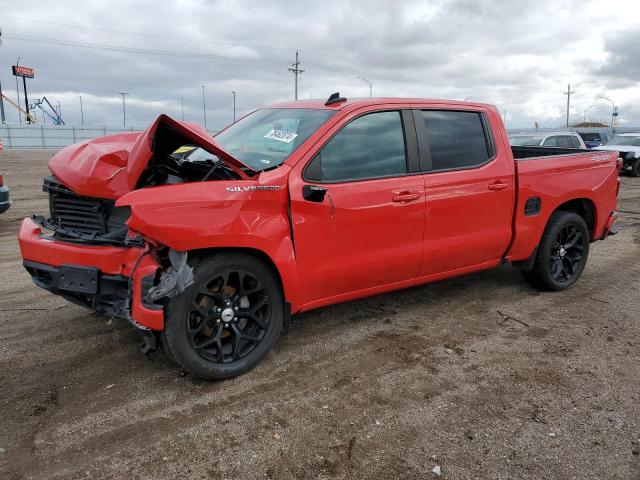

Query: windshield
left=579, top=133, right=602, bottom=142
left=606, top=135, right=640, bottom=147
left=211, top=108, right=336, bottom=171
left=509, top=135, right=544, bottom=146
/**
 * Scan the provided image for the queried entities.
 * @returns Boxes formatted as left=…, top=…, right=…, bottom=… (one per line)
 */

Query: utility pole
left=564, top=84, right=575, bottom=127
left=15, top=56, right=21, bottom=124
left=78, top=95, right=84, bottom=125
left=180, top=96, right=184, bottom=121
left=119, top=92, right=129, bottom=126
left=0, top=28, right=5, bottom=124
left=288, top=50, right=304, bottom=101
left=0, top=75, right=5, bottom=124
left=201, top=85, right=207, bottom=128
left=232, top=91, right=236, bottom=122
left=358, top=76, right=373, bottom=97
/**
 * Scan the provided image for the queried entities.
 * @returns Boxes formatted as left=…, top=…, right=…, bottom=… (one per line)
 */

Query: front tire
left=163, top=253, right=283, bottom=380
left=630, top=158, right=640, bottom=177
left=522, top=211, right=590, bottom=291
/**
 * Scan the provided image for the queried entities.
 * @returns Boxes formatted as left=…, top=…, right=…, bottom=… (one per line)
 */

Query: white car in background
left=594, top=133, right=640, bottom=177
left=509, top=131, right=587, bottom=149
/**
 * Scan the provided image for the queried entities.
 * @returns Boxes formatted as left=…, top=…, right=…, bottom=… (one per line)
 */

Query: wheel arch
left=187, top=246, right=298, bottom=322
left=553, top=197, right=597, bottom=240
left=512, top=196, right=596, bottom=270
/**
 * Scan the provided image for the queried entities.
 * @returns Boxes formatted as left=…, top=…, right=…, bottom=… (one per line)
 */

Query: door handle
left=392, top=191, right=422, bottom=203
left=488, top=182, right=509, bottom=191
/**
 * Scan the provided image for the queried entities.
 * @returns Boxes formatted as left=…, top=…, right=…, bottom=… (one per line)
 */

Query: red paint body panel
left=505, top=151, right=619, bottom=261
left=19, top=98, right=620, bottom=328
left=420, top=106, right=515, bottom=275
left=18, top=218, right=164, bottom=329
left=49, top=114, right=249, bottom=200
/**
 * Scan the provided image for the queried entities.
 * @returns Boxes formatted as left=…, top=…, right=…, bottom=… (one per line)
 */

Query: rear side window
left=305, top=111, right=407, bottom=182
left=419, top=110, right=490, bottom=171
left=543, top=136, right=558, bottom=147
left=569, top=136, right=581, bottom=148
left=556, top=136, right=571, bottom=147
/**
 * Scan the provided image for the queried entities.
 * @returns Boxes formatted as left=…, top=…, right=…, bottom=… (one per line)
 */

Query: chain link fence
left=0, top=124, right=217, bottom=149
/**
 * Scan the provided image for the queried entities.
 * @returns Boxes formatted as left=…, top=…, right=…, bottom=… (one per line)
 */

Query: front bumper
left=0, top=185, right=11, bottom=213
left=18, top=217, right=164, bottom=330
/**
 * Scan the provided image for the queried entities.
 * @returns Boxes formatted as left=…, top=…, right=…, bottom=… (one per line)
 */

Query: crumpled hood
left=49, top=114, right=249, bottom=200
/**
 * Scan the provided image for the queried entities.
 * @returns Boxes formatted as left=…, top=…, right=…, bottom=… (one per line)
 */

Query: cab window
left=419, top=110, right=490, bottom=171
left=543, top=136, right=558, bottom=147
left=305, top=111, right=407, bottom=182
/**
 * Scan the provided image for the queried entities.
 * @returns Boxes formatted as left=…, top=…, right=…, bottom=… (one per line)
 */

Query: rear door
left=414, top=108, right=516, bottom=276
left=289, top=109, right=425, bottom=305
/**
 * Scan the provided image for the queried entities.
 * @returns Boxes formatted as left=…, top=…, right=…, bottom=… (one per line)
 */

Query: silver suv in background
left=594, top=133, right=640, bottom=177
left=509, top=131, right=587, bottom=149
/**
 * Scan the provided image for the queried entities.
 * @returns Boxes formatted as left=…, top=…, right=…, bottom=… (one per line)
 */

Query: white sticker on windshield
left=264, top=129, right=298, bottom=143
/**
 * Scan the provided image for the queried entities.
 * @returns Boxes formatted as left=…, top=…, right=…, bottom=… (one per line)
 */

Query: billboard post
left=12, top=65, right=35, bottom=124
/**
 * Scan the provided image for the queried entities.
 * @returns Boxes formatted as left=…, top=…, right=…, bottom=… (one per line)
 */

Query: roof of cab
left=264, top=97, right=494, bottom=111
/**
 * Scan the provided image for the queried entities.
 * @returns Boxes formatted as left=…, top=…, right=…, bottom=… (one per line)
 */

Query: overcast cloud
left=0, top=0, right=639, bottom=129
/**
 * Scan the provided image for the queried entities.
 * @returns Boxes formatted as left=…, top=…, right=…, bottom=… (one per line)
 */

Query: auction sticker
left=264, top=129, right=298, bottom=143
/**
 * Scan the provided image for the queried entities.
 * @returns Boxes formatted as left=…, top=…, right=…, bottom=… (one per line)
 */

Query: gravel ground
left=0, top=150, right=639, bottom=480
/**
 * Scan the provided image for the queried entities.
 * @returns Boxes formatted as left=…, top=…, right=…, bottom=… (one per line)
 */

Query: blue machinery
left=29, top=96, right=65, bottom=125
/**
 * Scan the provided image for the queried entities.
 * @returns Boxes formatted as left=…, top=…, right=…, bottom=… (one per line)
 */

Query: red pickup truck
left=19, top=94, right=620, bottom=379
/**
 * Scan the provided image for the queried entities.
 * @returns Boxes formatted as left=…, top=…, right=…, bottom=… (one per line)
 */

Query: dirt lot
left=0, top=150, right=638, bottom=480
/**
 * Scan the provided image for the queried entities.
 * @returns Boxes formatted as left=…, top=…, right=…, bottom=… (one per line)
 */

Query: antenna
left=325, top=92, right=347, bottom=106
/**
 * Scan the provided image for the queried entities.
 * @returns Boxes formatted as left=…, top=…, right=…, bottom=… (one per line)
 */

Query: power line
left=4, top=33, right=428, bottom=87
left=2, top=15, right=296, bottom=53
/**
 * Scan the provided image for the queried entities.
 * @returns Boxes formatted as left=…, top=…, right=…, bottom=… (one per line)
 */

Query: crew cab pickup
left=18, top=94, right=620, bottom=379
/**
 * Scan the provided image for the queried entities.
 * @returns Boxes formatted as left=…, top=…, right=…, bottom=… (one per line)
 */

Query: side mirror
left=302, top=185, right=327, bottom=202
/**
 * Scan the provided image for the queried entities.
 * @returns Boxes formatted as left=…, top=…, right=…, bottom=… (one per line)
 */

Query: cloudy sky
left=0, top=0, right=639, bottom=130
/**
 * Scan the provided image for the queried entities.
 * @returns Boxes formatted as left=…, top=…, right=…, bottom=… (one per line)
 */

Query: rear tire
left=630, top=159, right=640, bottom=177
left=163, top=253, right=283, bottom=380
left=522, top=211, right=590, bottom=291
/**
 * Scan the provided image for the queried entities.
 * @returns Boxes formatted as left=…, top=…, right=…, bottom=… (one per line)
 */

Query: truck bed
left=512, top=145, right=591, bottom=160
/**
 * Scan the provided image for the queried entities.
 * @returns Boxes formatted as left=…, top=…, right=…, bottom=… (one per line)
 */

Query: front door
left=289, top=110, right=425, bottom=306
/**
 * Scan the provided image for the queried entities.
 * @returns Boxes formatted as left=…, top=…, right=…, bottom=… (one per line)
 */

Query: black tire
left=163, top=253, right=283, bottom=380
left=522, top=211, right=590, bottom=291
left=630, top=159, right=640, bottom=177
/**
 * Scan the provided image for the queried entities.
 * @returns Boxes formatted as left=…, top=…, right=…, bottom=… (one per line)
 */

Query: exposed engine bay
left=137, top=147, right=243, bottom=187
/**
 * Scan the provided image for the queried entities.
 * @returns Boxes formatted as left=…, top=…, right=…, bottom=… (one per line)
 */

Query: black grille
left=42, top=176, right=131, bottom=244
left=49, top=185, right=107, bottom=234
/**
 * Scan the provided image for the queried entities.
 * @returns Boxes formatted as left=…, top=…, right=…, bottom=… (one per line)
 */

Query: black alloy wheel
left=548, top=224, right=585, bottom=283
left=522, top=211, right=590, bottom=291
left=163, top=253, right=283, bottom=379
left=187, top=269, right=270, bottom=364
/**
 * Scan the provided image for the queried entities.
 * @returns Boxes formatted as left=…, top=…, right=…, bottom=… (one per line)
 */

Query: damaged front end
left=19, top=114, right=244, bottom=337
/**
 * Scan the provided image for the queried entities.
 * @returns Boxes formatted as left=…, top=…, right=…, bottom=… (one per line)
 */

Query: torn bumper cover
left=18, top=217, right=165, bottom=330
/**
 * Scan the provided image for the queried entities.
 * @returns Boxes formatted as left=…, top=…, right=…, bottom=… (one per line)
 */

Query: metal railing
left=0, top=124, right=217, bottom=149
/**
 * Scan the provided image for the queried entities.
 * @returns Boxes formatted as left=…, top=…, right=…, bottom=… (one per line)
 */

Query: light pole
left=232, top=91, right=236, bottom=122
left=78, top=95, right=84, bottom=125
left=119, top=92, right=129, bottom=126
left=357, top=76, right=373, bottom=97
left=201, top=85, right=207, bottom=129
left=15, top=56, right=21, bottom=124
